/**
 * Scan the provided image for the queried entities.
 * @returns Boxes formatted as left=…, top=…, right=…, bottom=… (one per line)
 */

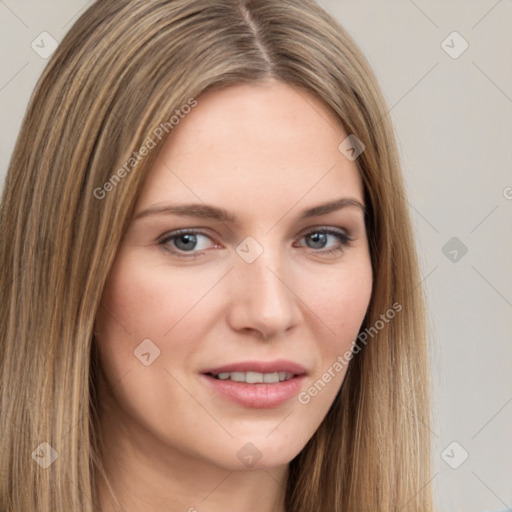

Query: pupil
left=308, top=232, right=326, bottom=249
left=176, top=234, right=196, bottom=251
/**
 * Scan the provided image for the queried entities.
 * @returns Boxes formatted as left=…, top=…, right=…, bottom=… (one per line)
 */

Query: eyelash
left=158, top=228, right=353, bottom=258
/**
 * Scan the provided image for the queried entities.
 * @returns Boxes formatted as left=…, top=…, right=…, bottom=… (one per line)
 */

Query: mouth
left=200, top=360, right=307, bottom=408
left=205, top=371, right=296, bottom=383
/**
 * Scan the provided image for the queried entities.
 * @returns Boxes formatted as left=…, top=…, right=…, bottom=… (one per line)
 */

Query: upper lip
left=201, top=359, right=307, bottom=376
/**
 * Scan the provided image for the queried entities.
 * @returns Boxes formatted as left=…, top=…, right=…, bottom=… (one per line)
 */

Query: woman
left=0, top=0, right=433, bottom=511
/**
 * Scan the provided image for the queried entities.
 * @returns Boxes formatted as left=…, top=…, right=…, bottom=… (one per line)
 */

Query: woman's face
left=94, top=79, right=373, bottom=471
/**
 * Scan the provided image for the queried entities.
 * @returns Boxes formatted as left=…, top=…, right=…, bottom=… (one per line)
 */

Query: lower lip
left=201, top=374, right=305, bottom=408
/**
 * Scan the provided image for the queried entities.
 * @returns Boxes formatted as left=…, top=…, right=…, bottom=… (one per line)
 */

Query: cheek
left=93, top=255, right=170, bottom=381
left=96, top=254, right=209, bottom=339
left=304, top=261, right=373, bottom=344
left=93, top=253, right=222, bottom=384
left=97, top=262, right=167, bottom=336
left=93, top=255, right=212, bottom=433
left=294, top=263, right=372, bottom=416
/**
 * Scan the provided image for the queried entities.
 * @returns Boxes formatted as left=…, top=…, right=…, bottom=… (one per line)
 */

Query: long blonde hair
left=0, top=1, right=433, bottom=510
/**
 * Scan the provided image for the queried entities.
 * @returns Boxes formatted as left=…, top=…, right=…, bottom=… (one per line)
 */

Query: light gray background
left=1, top=1, right=511, bottom=511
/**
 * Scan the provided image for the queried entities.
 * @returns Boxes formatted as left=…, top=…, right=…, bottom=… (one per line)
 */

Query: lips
left=200, top=359, right=307, bottom=408
left=201, top=359, right=307, bottom=376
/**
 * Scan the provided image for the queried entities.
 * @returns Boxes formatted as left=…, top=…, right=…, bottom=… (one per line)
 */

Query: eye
left=159, top=230, right=218, bottom=257
left=158, top=227, right=353, bottom=258
left=296, top=228, right=353, bottom=255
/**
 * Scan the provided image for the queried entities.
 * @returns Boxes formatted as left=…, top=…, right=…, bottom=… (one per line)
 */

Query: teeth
left=213, top=371, right=293, bottom=383
left=246, top=371, right=263, bottom=383
left=263, top=372, right=279, bottom=383
left=230, top=372, right=245, bottom=382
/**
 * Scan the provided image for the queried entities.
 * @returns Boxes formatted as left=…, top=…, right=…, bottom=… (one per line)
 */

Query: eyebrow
left=134, top=197, right=366, bottom=223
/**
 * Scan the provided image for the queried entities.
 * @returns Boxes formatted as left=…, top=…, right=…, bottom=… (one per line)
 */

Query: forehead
left=135, top=80, right=364, bottom=218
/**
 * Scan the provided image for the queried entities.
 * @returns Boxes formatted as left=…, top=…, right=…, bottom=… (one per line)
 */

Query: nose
left=226, top=244, right=301, bottom=340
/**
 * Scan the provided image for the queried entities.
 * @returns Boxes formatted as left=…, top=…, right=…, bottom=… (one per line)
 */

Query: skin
left=94, top=78, right=373, bottom=512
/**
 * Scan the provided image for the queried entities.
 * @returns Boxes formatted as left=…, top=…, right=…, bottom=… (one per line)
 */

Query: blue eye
left=159, top=228, right=353, bottom=258
left=298, top=229, right=353, bottom=255
left=160, top=230, right=214, bottom=256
